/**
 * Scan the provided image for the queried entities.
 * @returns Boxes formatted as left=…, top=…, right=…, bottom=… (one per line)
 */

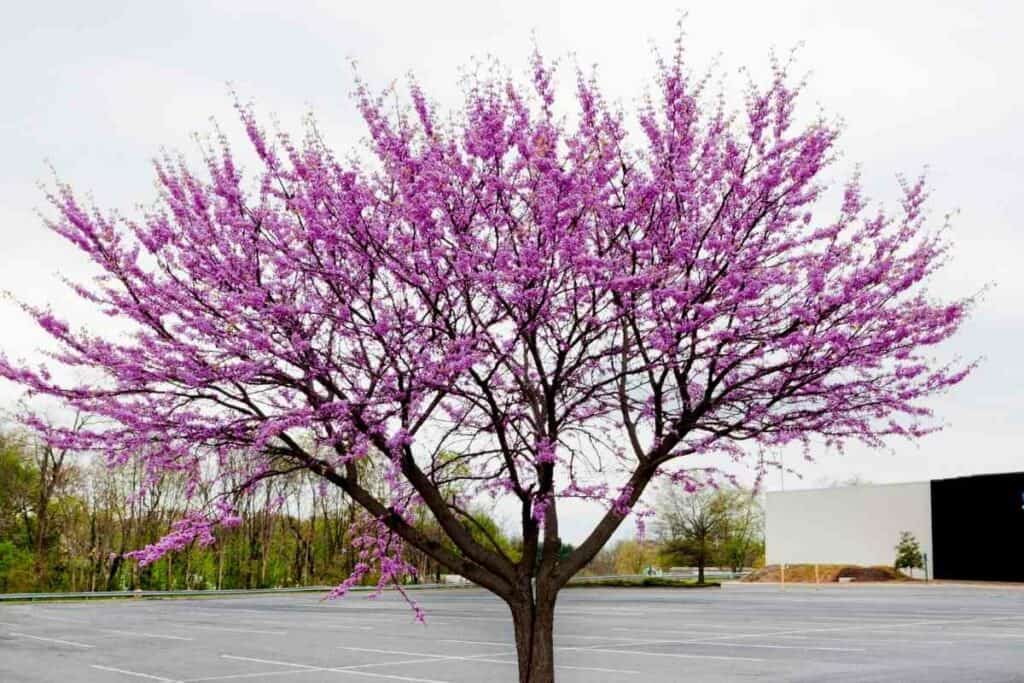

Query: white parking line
left=443, top=635, right=774, bottom=661
left=686, top=641, right=864, bottom=652
left=554, top=633, right=654, bottom=641
left=763, top=614, right=953, bottom=622
left=26, top=613, right=84, bottom=623
left=460, top=657, right=642, bottom=675
left=221, top=654, right=451, bottom=683
left=226, top=644, right=641, bottom=679
left=773, top=634, right=956, bottom=645
left=556, top=645, right=764, bottom=662
left=187, top=625, right=287, bottom=635
left=335, top=646, right=640, bottom=676
left=337, top=646, right=462, bottom=658
left=90, top=664, right=179, bottom=682
left=323, top=671, right=448, bottom=683
left=344, top=654, right=514, bottom=672
left=611, top=624, right=744, bottom=634
left=196, top=610, right=482, bottom=624
left=221, top=655, right=318, bottom=670
left=419, top=614, right=510, bottom=622
left=556, top=663, right=642, bottom=674
left=100, top=629, right=194, bottom=641
left=557, top=609, right=647, bottom=616
left=191, top=654, right=489, bottom=681
left=914, top=631, right=1024, bottom=639
left=446, top=633, right=857, bottom=653
left=9, top=631, right=93, bottom=648
left=227, top=618, right=373, bottom=632
left=562, top=632, right=863, bottom=653
left=186, top=670, right=325, bottom=682
left=318, top=624, right=376, bottom=631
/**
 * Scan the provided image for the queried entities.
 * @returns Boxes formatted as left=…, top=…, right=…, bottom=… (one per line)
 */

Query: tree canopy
left=895, top=530, right=925, bottom=574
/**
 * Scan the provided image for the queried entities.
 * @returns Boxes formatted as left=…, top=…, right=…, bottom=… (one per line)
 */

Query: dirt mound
left=835, top=566, right=905, bottom=582
left=744, top=564, right=909, bottom=583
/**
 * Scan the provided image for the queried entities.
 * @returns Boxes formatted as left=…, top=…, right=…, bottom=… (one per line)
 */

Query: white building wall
left=766, top=482, right=933, bottom=577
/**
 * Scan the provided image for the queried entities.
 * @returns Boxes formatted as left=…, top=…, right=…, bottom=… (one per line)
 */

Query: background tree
left=610, top=539, right=660, bottom=576
left=580, top=545, right=617, bottom=576
left=0, top=431, right=35, bottom=548
left=0, top=426, right=411, bottom=593
left=23, top=414, right=83, bottom=586
left=894, top=531, right=924, bottom=576
left=717, top=490, right=764, bottom=573
left=656, top=487, right=728, bottom=583
left=656, top=487, right=764, bottom=580
left=0, top=34, right=970, bottom=681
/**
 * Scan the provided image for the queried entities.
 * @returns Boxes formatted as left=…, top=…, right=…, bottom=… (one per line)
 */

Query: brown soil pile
left=744, top=564, right=909, bottom=583
left=835, top=566, right=906, bottom=581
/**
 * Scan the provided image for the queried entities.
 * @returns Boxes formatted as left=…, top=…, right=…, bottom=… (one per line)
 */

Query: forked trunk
left=511, top=597, right=556, bottom=683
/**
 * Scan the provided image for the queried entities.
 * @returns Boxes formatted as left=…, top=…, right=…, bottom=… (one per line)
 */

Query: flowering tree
left=0, top=39, right=970, bottom=681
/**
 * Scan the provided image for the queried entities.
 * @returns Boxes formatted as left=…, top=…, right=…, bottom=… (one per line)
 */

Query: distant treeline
left=0, top=427, right=763, bottom=593
left=0, top=427, right=490, bottom=593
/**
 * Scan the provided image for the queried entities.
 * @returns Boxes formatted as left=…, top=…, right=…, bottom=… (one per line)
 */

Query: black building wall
left=931, top=472, right=1024, bottom=582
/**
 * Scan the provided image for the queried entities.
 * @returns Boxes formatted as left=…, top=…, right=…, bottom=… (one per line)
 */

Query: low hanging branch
left=0, top=32, right=971, bottom=683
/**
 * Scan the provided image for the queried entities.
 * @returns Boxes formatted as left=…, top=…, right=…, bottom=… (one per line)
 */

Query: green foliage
left=576, top=487, right=766, bottom=581
left=0, top=433, right=35, bottom=541
left=653, top=487, right=764, bottom=580
left=516, top=539, right=576, bottom=571
left=894, top=531, right=924, bottom=571
left=0, top=541, right=34, bottom=592
left=0, top=433, right=37, bottom=592
left=611, top=540, right=659, bottom=575
left=468, top=510, right=520, bottom=561
left=6, top=420, right=772, bottom=594
left=0, top=427, right=520, bottom=594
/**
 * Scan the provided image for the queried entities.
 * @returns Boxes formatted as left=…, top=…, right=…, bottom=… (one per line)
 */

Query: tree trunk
left=511, top=595, right=556, bottom=683
left=107, top=552, right=123, bottom=591
left=216, top=544, right=224, bottom=590
left=698, top=561, right=705, bottom=585
left=33, top=505, right=49, bottom=589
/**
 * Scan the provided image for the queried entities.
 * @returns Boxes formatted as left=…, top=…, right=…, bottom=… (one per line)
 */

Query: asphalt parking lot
left=2, top=583, right=1024, bottom=682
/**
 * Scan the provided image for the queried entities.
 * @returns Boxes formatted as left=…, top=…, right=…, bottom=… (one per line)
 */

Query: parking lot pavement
left=3, top=582, right=1024, bottom=682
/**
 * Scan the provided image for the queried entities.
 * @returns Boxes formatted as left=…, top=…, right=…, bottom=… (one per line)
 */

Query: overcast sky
left=1, top=1, right=1021, bottom=541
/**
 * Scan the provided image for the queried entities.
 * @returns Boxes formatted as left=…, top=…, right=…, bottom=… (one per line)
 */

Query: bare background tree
left=655, top=487, right=764, bottom=583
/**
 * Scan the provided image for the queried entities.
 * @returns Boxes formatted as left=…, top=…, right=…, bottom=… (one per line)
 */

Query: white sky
left=1, top=1, right=1021, bottom=542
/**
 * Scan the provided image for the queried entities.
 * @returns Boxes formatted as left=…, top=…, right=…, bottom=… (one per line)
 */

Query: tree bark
left=511, top=591, right=557, bottom=683
left=698, top=541, right=708, bottom=584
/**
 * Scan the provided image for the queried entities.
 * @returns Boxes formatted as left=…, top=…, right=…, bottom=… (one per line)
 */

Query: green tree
left=0, top=431, right=38, bottom=591
left=655, top=489, right=727, bottom=584
left=581, top=545, right=616, bottom=576
left=0, top=431, right=35, bottom=542
left=655, top=486, right=765, bottom=583
left=611, top=540, right=659, bottom=576
left=0, top=541, right=33, bottom=592
left=895, top=531, right=924, bottom=575
left=717, top=490, right=765, bottom=573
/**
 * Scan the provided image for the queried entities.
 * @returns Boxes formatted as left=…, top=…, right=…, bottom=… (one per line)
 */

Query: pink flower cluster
left=125, top=501, right=242, bottom=567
